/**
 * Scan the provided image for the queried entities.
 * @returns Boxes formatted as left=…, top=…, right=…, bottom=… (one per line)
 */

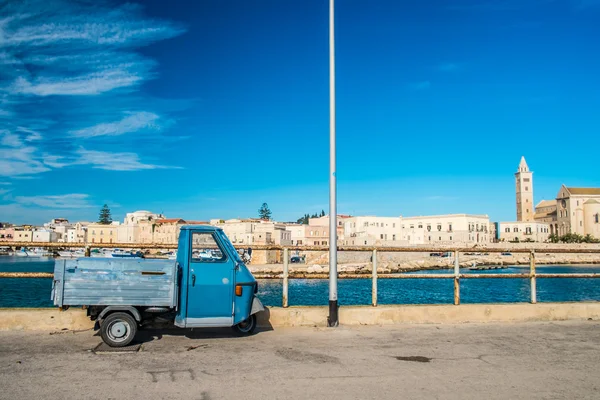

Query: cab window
left=190, top=232, right=227, bottom=263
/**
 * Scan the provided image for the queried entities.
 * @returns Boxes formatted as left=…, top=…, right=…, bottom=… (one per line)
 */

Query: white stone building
left=498, top=221, right=550, bottom=242
left=401, top=214, right=490, bottom=245
left=343, top=216, right=402, bottom=246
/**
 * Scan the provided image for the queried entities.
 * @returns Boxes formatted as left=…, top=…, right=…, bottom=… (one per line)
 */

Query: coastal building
left=286, top=224, right=307, bottom=246
left=400, top=214, right=490, bottom=245
left=12, top=227, right=33, bottom=242
left=66, top=222, right=88, bottom=243
left=153, top=219, right=208, bottom=244
left=33, top=229, right=59, bottom=243
left=0, top=226, right=14, bottom=242
left=343, top=216, right=403, bottom=246
left=555, top=186, right=600, bottom=237
left=515, top=157, right=534, bottom=222
left=87, top=222, right=120, bottom=244
left=498, top=221, right=550, bottom=242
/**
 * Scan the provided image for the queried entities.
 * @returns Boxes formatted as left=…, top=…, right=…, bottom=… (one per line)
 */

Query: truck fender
left=250, top=297, right=265, bottom=315
left=98, top=306, right=142, bottom=322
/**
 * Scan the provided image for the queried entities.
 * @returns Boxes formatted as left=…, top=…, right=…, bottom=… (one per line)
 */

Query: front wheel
left=100, top=312, right=138, bottom=347
left=233, top=314, right=257, bottom=335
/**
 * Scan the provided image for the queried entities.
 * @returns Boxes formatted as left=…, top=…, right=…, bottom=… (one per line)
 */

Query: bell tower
left=515, top=156, right=534, bottom=222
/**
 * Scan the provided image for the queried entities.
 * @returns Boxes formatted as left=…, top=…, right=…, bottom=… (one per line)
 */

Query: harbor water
left=1, top=256, right=600, bottom=307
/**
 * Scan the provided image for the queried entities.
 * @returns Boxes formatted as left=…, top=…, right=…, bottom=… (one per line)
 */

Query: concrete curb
left=1, top=303, right=599, bottom=331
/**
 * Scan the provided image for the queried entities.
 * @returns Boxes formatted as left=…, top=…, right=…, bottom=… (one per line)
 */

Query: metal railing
left=1, top=243, right=599, bottom=308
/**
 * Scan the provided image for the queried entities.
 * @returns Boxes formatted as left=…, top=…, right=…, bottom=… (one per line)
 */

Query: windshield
left=217, top=230, right=243, bottom=263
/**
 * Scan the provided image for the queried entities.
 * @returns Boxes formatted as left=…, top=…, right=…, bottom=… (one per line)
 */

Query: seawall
left=1, top=303, right=599, bottom=331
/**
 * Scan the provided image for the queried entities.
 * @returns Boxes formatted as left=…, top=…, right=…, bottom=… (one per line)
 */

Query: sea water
left=1, top=257, right=599, bottom=307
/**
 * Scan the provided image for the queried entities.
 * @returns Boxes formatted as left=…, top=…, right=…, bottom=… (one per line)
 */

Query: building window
left=448, top=224, right=452, bottom=232
left=595, top=214, right=599, bottom=224
left=418, top=224, right=423, bottom=228
left=310, top=231, right=313, bottom=236
left=323, top=241, right=327, bottom=245
left=364, top=222, right=368, bottom=227
left=513, top=227, right=518, bottom=232
left=393, top=223, right=396, bottom=228
left=505, top=228, right=510, bottom=232
left=525, top=186, right=528, bottom=191
left=523, top=178, right=530, bottom=182
left=428, top=236, right=431, bottom=241
left=577, top=201, right=579, bottom=206
left=450, top=236, right=453, bottom=241
left=380, top=234, right=384, bottom=239
left=580, top=221, right=583, bottom=227
left=410, top=225, right=414, bottom=229
left=392, top=234, right=396, bottom=240
left=439, top=237, right=442, bottom=241
left=364, top=241, right=367, bottom=245
left=437, top=225, right=442, bottom=231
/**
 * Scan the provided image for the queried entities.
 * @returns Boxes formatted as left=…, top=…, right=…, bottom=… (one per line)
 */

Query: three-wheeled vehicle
left=52, top=226, right=264, bottom=347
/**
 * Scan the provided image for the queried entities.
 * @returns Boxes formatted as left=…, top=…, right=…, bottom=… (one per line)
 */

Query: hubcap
left=108, top=320, right=130, bottom=342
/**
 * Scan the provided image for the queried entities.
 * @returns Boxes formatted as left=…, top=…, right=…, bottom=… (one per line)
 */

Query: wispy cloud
left=0, top=0, right=186, bottom=182
left=0, top=129, right=23, bottom=147
left=410, top=81, right=432, bottom=90
left=10, top=66, right=148, bottom=96
left=437, top=62, right=460, bottom=72
left=70, top=111, right=160, bottom=138
left=75, top=148, right=181, bottom=171
left=13, top=193, right=93, bottom=209
left=0, top=145, right=51, bottom=177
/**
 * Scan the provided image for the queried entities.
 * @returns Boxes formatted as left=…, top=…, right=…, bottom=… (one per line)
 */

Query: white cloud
left=14, top=193, right=93, bottom=209
left=0, top=130, right=23, bottom=147
left=75, top=148, right=180, bottom=171
left=70, top=111, right=160, bottom=138
left=10, top=66, right=147, bottom=96
left=0, top=145, right=51, bottom=177
left=17, top=127, right=42, bottom=141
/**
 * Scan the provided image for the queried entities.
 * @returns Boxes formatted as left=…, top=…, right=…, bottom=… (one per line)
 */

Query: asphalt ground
left=1, top=321, right=599, bottom=400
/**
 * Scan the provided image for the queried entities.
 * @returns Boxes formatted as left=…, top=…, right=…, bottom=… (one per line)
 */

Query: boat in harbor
left=57, top=249, right=86, bottom=258
left=14, top=247, right=54, bottom=257
left=110, top=249, right=144, bottom=258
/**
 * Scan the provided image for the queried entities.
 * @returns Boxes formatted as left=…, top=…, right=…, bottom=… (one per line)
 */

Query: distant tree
left=296, top=214, right=310, bottom=224
left=98, top=204, right=112, bottom=225
left=320, top=209, right=326, bottom=217
left=547, top=233, right=559, bottom=243
left=258, top=203, right=272, bottom=220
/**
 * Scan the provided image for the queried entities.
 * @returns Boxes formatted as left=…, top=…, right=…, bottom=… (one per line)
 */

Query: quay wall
left=1, top=303, right=599, bottom=331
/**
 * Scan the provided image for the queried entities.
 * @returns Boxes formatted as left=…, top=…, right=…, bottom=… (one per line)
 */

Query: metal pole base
left=327, top=300, right=339, bottom=327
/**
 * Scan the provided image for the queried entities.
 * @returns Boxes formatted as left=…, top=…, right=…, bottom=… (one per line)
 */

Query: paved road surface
left=1, top=321, right=599, bottom=399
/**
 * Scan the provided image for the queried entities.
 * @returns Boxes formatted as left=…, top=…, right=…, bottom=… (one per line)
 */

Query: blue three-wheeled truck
left=51, top=225, right=264, bottom=347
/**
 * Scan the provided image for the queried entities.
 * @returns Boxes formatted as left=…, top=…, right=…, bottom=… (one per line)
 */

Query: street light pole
left=328, top=0, right=338, bottom=327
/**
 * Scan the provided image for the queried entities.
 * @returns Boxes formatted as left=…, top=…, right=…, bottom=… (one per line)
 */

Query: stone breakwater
left=249, top=253, right=600, bottom=278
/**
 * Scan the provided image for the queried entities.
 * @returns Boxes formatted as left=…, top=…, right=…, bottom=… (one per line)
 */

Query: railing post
left=84, top=245, right=91, bottom=257
left=282, top=247, right=289, bottom=308
left=454, top=250, right=460, bottom=305
left=530, top=250, right=536, bottom=304
left=372, top=249, right=377, bottom=307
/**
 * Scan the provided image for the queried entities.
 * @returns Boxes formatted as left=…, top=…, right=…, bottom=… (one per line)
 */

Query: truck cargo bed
left=52, top=258, right=177, bottom=308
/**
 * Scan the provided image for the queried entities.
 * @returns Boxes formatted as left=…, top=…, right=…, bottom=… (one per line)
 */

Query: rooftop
left=566, top=187, right=600, bottom=196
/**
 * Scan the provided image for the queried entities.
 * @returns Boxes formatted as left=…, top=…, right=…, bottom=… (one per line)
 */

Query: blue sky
left=1, top=0, right=599, bottom=225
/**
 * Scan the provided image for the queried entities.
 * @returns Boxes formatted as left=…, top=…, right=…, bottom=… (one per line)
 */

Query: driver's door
left=186, top=231, right=234, bottom=327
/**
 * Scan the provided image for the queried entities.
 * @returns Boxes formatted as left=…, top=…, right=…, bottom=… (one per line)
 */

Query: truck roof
left=180, top=225, right=222, bottom=232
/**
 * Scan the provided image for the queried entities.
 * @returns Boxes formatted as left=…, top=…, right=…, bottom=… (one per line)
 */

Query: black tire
left=232, top=314, right=257, bottom=335
left=100, top=312, right=137, bottom=347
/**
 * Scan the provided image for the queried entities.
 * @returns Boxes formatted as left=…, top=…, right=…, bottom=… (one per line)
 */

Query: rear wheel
left=100, top=312, right=137, bottom=347
left=233, top=314, right=257, bottom=335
